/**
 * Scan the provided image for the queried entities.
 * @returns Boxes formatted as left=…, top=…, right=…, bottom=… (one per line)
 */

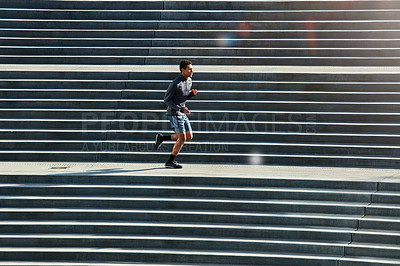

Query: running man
left=155, top=60, right=198, bottom=168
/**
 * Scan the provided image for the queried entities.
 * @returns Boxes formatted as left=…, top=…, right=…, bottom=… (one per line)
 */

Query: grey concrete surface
left=2, top=161, right=400, bottom=183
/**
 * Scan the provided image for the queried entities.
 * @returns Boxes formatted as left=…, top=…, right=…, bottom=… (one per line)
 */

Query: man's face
left=181, top=64, right=193, bottom=79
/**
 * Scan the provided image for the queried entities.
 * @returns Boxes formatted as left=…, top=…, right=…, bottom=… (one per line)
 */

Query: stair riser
left=0, top=0, right=162, bottom=9
left=3, top=39, right=399, bottom=48
left=8, top=90, right=400, bottom=102
left=0, top=21, right=159, bottom=30
left=0, top=224, right=352, bottom=242
left=2, top=10, right=399, bottom=21
left=0, top=251, right=339, bottom=265
left=0, top=212, right=359, bottom=228
left=166, top=1, right=400, bottom=10
left=2, top=57, right=399, bottom=66
left=345, top=246, right=400, bottom=260
left=4, top=48, right=400, bottom=58
left=359, top=220, right=400, bottom=231
left=2, top=101, right=400, bottom=113
left=0, top=187, right=372, bottom=203
left=2, top=72, right=399, bottom=82
left=0, top=199, right=366, bottom=216
left=352, top=233, right=400, bottom=245
left=0, top=10, right=161, bottom=20
left=3, top=121, right=400, bottom=135
left=3, top=111, right=400, bottom=124
left=1, top=82, right=399, bottom=92
left=0, top=175, right=376, bottom=190
left=0, top=152, right=396, bottom=168
left=3, top=131, right=400, bottom=145
left=3, top=21, right=400, bottom=31
left=1, top=142, right=399, bottom=158
left=0, top=237, right=345, bottom=255
left=3, top=30, right=400, bottom=39
left=372, top=194, right=400, bottom=205
left=366, top=207, right=400, bottom=217
left=3, top=0, right=399, bottom=10
left=378, top=182, right=400, bottom=192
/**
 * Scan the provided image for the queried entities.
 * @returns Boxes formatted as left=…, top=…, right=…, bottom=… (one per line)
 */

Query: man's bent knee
left=176, top=132, right=186, bottom=143
left=185, top=131, right=193, bottom=141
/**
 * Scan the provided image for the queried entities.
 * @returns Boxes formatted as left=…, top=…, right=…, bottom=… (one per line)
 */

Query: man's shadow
left=51, top=167, right=165, bottom=176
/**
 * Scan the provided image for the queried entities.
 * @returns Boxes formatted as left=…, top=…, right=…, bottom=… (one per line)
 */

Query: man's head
left=180, top=60, right=193, bottom=79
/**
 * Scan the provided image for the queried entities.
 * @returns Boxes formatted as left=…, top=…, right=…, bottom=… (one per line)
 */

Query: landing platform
left=2, top=162, right=400, bottom=183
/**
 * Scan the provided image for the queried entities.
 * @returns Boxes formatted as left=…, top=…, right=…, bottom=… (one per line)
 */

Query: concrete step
left=360, top=216, right=400, bottom=231
left=3, top=99, right=400, bottom=113
left=0, top=209, right=361, bottom=228
left=379, top=182, right=400, bottom=192
left=1, top=55, right=399, bottom=66
left=3, top=129, right=400, bottom=145
left=0, top=175, right=377, bottom=190
left=353, top=229, right=400, bottom=245
left=158, top=20, right=400, bottom=31
left=5, top=88, right=400, bottom=104
left=2, top=80, right=400, bottom=92
left=2, top=241, right=399, bottom=265
left=3, top=109, right=400, bottom=124
left=0, top=234, right=347, bottom=256
left=0, top=9, right=162, bottom=20
left=373, top=192, right=400, bottom=205
left=0, top=246, right=343, bottom=265
left=7, top=89, right=400, bottom=102
left=0, top=19, right=159, bottom=30
left=0, top=151, right=398, bottom=168
left=0, top=220, right=355, bottom=242
left=1, top=140, right=400, bottom=159
left=2, top=38, right=399, bottom=48
left=0, top=195, right=367, bottom=215
left=345, top=242, right=400, bottom=261
left=3, top=47, right=400, bottom=58
left=3, top=29, right=400, bottom=39
left=366, top=205, right=400, bottom=218
left=2, top=8, right=400, bottom=21
left=2, top=119, right=400, bottom=134
left=162, top=1, right=400, bottom=11
left=0, top=0, right=163, bottom=10
left=3, top=19, right=400, bottom=32
left=2, top=69, right=400, bottom=82
left=0, top=183, right=374, bottom=202
left=3, top=0, right=400, bottom=10
left=160, top=11, right=400, bottom=21
left=0, top=29, right=156, bottom=38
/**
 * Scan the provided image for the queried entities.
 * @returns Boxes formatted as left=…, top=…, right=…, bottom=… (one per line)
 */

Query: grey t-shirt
left=164, top=74, right=195, bottom=116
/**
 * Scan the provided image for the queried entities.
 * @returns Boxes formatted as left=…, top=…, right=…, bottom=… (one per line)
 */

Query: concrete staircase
left=2, top=65, right=400, bottom=167
left=1, top=0, right=400, bottom=167
left=2, top=1, right=400, bottom=265
left=1, top=0, right=400, bottom=65
left=2, top=171, right=400, bottom=265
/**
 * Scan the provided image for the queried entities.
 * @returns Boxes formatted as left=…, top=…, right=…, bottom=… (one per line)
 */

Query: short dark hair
left=180, top=60, right=192, bottom=72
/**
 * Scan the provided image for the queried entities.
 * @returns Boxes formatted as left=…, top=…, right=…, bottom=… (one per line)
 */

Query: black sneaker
left=165, top=161, right=182, bottom=169
left=155, top=133, right=163, bottom=150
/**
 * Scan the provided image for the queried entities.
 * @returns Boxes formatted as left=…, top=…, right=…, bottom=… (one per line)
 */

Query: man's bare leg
left=171, top=132, right=186, bottom=156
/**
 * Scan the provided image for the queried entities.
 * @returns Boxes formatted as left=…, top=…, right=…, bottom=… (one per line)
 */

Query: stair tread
left=0, top=208, right=364, bottom=218
left=0, top=233, right=350, bottom=244
left=0, top=195, right=371, bottom=207
left=0, top=183, right=376, bottom=193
